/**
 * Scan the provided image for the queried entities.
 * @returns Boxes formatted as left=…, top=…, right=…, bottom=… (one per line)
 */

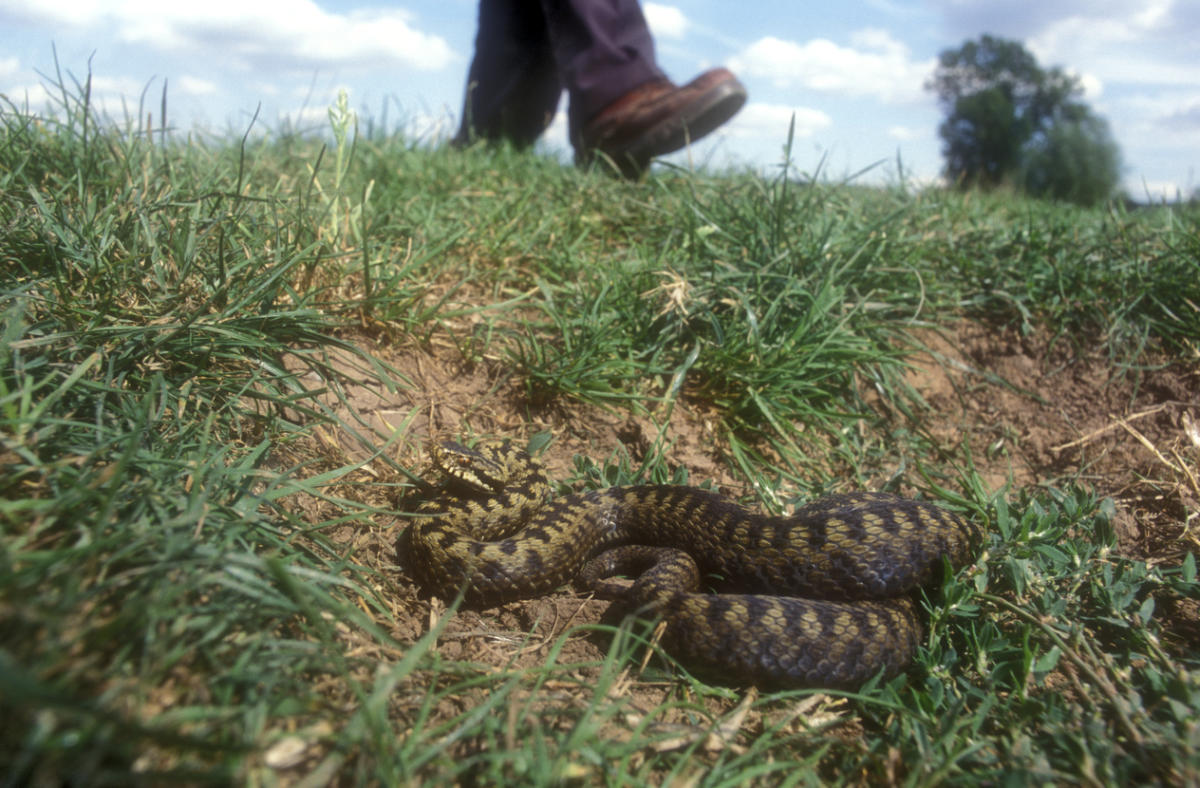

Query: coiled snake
left=402, top=440, right=978, bottom=688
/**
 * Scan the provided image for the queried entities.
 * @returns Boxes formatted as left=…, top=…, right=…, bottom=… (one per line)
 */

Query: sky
left=0, top=0, right=1197, bottom=200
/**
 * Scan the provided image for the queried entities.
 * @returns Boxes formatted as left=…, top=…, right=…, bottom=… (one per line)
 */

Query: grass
left=2, top=69, right=1199, bottom=785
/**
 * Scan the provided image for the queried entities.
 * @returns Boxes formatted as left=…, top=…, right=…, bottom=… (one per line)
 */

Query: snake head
left=430, top=440, right=509, bottom=492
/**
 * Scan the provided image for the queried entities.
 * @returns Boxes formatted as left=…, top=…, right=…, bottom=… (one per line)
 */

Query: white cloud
left=1113, top=91, right=1200, bottom=147
left=1071, top=71, right=1103, bottom=100
left=28, top=74, right=162, bottom=118
left=1131, top=0, right=1172, bottom=28
left=89, top=75, right=152, bottom=95
left=1008, top=2, right=1200, bottom=88
left=930, top=0, right=1156, bottom=41
left=1, top=83, right=52, bottom=109
left=279, top=105, right=330, bottom=129
left=724, top=102, right=832, bottom=140
left=848, top=27, right=903, bottom=54
left=178, top=75, right=218, bottom=96
left=1, top=1, right=456, bottom=72
left=887, top=126, right=917, bottom=141
left=728, top=30, right=933, bottom=103
left=0, top=56, right=18, bottom=79
left=1130, top=179, right=1192, bottom=202
left=1030, top=16, right=1139, bottom=64
left=1161, top=101, right=1200, bottom=131
left=644, top=3, right=689, bottom=39
left=924, top=0, right=1200, bottom=96
left=0, top=0, right=104, bottom=27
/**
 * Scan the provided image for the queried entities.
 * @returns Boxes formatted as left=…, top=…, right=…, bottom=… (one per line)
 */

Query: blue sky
left=1, top=0, right=1197, bottom=199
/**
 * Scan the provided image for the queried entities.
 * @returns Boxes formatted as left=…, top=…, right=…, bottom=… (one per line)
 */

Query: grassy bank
left=2, top=79, right=1198, bottom=784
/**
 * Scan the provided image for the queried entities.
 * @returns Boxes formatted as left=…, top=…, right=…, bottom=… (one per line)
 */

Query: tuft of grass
left=904, top=190, right=1200, bottom=355
left=2, top=65, right=1197, bottom=784
left=0, top=64, right=388, bottom=782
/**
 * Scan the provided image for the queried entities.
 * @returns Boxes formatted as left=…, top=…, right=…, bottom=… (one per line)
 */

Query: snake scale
left=401, top=440, right=979, bottom=688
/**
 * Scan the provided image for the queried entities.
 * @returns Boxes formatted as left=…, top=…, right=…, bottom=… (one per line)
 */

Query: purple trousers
left=453, top=0, right=666, bottom=149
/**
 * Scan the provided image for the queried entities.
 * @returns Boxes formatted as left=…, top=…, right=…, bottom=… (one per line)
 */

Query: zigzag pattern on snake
left=401, top=440, right=979, bottom=688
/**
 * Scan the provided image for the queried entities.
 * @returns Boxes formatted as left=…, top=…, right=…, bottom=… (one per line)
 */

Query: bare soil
left=279, top=316, right=1198, bottom=766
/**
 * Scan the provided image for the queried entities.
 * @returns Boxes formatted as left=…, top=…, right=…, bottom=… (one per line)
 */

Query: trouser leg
left=453, top=0, right=564, bottom=147
left=539, top=0, right=666, bottom=141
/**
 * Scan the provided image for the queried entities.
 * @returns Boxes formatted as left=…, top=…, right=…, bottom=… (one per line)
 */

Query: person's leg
left=453, top=0, right=564, bottom=148
left=540, top=0, right=666, bottom=139
left=542, top=0, right=747, bottom=176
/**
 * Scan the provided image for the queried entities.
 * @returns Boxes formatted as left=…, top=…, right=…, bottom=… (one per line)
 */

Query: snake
left=400, top=440, right=979, bottom=688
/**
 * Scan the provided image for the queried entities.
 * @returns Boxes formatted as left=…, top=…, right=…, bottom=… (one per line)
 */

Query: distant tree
left=927, top=35, right=1121, bottom=204
left=1021, top=112, right=1122, bottom=205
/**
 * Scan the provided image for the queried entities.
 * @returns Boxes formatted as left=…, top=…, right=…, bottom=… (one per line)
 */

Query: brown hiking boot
left=577, top=67, right=747, bottom=177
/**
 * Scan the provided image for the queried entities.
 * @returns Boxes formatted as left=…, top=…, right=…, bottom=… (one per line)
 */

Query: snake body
left=402, top=441, right=978, bottom=687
